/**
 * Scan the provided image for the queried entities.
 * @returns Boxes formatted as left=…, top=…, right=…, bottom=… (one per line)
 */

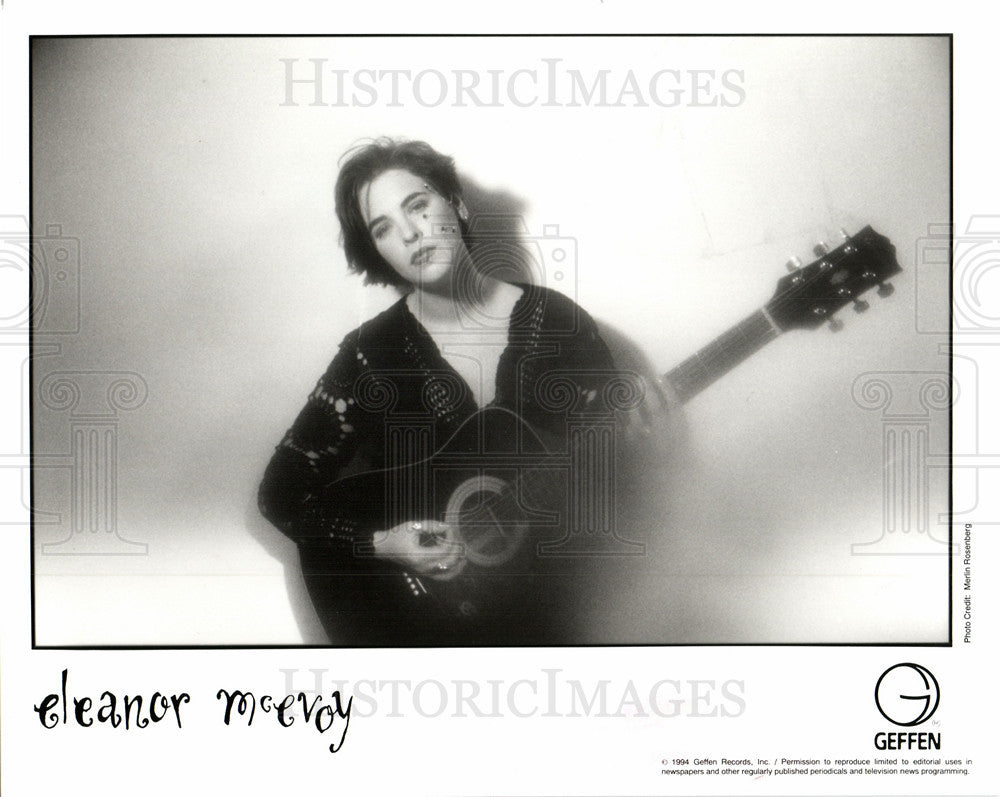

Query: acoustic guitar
left=307, top=226, right=901, bottom=644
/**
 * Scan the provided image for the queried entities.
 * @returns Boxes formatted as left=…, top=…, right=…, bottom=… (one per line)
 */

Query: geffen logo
left=875, top=663, right=940, bottom=727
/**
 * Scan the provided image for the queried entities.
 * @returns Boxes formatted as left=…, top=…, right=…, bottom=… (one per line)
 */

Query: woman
left=259, top=139, right=651, bottom=645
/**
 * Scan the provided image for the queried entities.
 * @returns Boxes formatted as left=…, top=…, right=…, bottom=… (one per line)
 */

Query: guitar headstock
left=766, top=226, right=901, bottom=331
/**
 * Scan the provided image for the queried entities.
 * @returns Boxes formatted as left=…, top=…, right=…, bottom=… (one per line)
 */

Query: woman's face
left=359, top=168, right=467, bottom=289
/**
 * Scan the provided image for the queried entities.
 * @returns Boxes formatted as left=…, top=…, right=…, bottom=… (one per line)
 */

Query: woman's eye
left=372, top=225, right=389, bottom=240
left=408, top=199, right=429, bottom=213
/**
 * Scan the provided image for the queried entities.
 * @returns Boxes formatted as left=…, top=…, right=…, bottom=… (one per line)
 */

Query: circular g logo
left=875, top=663, right=940, bottom=726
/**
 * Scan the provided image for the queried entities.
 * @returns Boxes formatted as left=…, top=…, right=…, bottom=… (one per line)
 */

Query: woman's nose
left=400, top=216, right=420, bottom=244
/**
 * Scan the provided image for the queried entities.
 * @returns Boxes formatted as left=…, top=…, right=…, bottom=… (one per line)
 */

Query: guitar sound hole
left=446, top=476, right=528, bottom=568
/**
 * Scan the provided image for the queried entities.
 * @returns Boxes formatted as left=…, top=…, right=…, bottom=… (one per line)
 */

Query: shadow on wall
left=461, top=173, right=536, bottom=287
left=464, top=172, right=665, bottom=390
left=243, top=494, right=330, bottom=644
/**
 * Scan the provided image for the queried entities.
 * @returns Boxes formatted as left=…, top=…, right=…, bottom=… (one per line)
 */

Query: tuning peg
left=828, top=318, right=844, bottom=332
left=877, top=282, right=895, bottom=298
left=813, top=241, right=830, bottom=257
left=838, top=228, right=857, bottom=253
left=785, top=256, right=802, bottom=272
left=853, top=298, right=870, bottom=313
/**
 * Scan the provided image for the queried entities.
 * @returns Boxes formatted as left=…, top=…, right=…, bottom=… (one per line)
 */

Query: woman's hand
left=621, top=375, right=687, bottom=466
left=372, top=519, right=467, bottom=580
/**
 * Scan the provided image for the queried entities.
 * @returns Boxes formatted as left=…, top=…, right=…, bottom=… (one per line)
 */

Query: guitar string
left=672, top=257, right=838, bottom=391
left=667, top=311, right=776, bottom=402
left=666, top=238, right=889, bottom=401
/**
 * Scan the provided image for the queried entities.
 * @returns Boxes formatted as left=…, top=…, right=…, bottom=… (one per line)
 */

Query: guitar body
left=299, top=406, right=594, bottom=646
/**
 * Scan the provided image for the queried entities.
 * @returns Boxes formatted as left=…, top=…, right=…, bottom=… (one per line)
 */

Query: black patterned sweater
left=257, top=284, right=622, bottom=552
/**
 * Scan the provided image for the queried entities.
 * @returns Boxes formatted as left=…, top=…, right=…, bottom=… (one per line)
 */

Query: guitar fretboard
left=664, top=308, right=781, bottom=404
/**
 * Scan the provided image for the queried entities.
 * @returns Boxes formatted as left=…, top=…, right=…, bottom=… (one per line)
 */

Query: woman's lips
left=411, top=246, right=437, bottom=266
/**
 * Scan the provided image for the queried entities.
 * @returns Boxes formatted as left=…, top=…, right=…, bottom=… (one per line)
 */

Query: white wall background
left=30, top=36, right=950, bottom=644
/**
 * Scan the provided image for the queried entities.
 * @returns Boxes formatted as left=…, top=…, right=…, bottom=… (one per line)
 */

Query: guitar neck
left=663, top=307, right=782, bottom=404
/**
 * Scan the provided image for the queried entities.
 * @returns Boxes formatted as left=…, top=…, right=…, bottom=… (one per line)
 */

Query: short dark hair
left=334, top=138, right=467, bottom=287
